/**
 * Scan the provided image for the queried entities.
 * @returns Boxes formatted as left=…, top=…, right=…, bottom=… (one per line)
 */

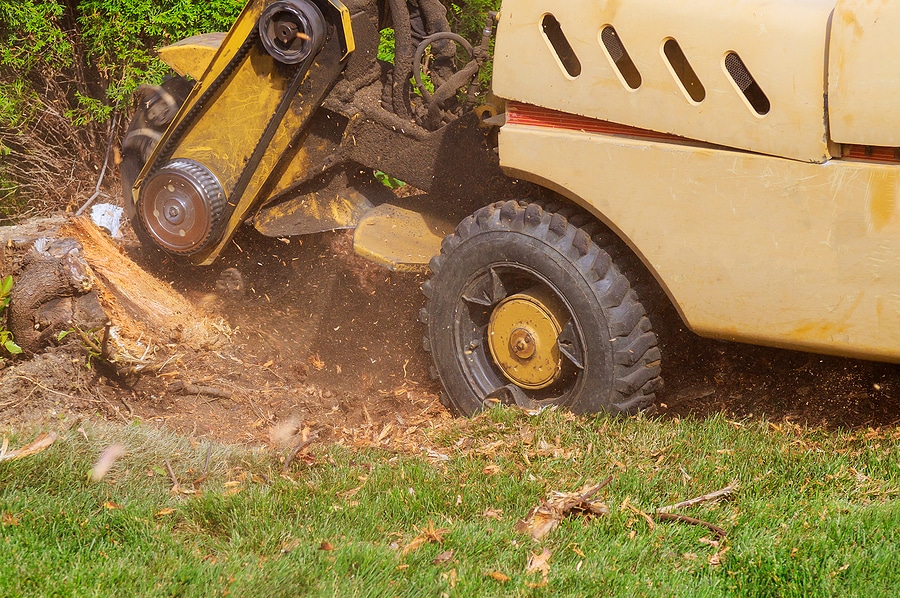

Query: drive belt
left=144, top=24, right=322, bottom=219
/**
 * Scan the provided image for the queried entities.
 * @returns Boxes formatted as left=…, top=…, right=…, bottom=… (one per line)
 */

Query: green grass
left=2, top=411, right=899, bottom=597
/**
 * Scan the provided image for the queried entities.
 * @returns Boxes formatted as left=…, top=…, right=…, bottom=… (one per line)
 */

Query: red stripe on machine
left=506, top=101, right=687, bottom=143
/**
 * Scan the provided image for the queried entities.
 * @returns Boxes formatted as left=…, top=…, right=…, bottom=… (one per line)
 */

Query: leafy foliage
left=76, top=0, right=244, bottom=109
left=447, top=0, right=502, bottom=43
left=0, top=275, right=22, bottom=356
left=0, top=2, right=71, bottom=74
left=0, top=0, right=243, bottom=216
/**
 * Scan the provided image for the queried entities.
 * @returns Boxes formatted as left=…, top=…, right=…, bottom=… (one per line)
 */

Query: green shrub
left=76, top=0, right=245, bottom=110
left=0, top=0, right=243, bottom=217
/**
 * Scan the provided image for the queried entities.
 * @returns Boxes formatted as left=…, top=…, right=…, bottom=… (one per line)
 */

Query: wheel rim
left=454, top=263, right=587, bottom=405
left=120, top=77, right=193, bottom=222
left=487, top=286, right=566, bottom=390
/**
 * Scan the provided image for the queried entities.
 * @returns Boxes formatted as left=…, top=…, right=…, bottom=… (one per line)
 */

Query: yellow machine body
left=490, top=0, right=900, bottom=362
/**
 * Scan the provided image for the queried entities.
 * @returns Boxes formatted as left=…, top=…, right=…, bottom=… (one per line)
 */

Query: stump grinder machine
left=123, top=0, right=900, bottom=417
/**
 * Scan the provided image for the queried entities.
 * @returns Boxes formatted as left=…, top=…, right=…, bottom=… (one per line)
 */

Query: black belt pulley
left=137, top=0, right=327, bottom=256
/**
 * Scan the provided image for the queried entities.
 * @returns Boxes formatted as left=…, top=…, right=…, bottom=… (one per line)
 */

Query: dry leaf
left=621, top=498, right=655, bottom=531
left=319, top=540, right=334, bottom=551
left=402, top=521, right=448, bottom=555
left=482, top=508, right=504, bottom=520
left=155, top=508, right=176, bottom=517
left=526, top=547, right=552, bottom=582
left=709, top=546, right=730, bottom=566
left=401, top=536, right=427, bottom=556
left=425, top=448, right=450, bottom=462
left=280, top=539, right=302, bottom=553
left=442, top=569, right=458, bottom=588
left=0, top=432, right=58, bottom=462
left=487, top=571, right=509, bottom=583
left=1, top=513, right=20, bottom=526
left=432, top=549, right=455, bottom=564
left=90, top=444, right=126, bottom=482
left=421, top=521, right=449, bottom=543
left=103, top=501, right=121, bottom=510
left=482, top=464, right=501, bottom=475
left=308, top=353, right=325, bottom=371
left=516, top=483, right=610, bottom=540
left=339, top=483, right=365, bottom=500
left=514, top=506, right=560, bottom=540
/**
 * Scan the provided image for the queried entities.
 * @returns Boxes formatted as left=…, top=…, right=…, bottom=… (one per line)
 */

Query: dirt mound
left=1, top=217, right=444, bottom=445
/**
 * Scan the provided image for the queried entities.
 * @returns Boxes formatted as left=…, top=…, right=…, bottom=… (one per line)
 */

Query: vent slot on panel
left=600, top=26, right=642, bottom=90
left=663, top=39, right=705, bottom=103
left=725, top=52, right=770, bottom=116
left=541, top=14, right=582, bottom=78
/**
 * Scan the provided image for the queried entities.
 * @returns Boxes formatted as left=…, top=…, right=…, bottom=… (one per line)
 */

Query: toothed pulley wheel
left=138, top=159, right=226, bottom=255
left=258, top=0, right=326, bottom=65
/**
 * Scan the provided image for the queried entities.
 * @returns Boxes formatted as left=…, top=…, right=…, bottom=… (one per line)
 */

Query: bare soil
left=4, top=220, right=900, bottom=444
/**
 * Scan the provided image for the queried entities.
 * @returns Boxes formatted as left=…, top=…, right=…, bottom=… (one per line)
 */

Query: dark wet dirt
left=155, top=224, right=900, bottom=434
left=8, top=220, right=898, bottom=442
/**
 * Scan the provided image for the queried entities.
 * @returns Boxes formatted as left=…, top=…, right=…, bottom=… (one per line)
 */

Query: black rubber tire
left=421, top=200, right=662, bottom=416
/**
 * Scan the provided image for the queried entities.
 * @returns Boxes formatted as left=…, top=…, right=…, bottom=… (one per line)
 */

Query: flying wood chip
left=0, top=432, right=57, bottom=462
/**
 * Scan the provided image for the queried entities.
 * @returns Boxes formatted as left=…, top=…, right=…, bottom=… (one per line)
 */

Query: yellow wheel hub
left=487, top=287, right=567, bottom=390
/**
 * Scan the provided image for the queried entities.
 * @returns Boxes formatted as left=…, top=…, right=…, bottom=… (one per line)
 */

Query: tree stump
left=1, top=215, right=229, bottom=365
left=7, top=237, right=108, bottom=354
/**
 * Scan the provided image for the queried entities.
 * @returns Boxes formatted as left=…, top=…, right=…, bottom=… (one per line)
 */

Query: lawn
left=2, top=409, right=899, bottom=597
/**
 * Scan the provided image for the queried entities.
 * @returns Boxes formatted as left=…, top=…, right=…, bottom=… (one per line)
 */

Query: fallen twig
left=248, top=397, right=274, bottom=424
left=654, top=512, right=727, bottom=539
left=169, top=380, right=233, bottom=399
left=282, top=433, right=319, bottom=474
left=118, top=396, right=134, bottom=417
left=164, top=459, right=180, bottom=491
left=203, top=443, right=212, bottom=476
left=657, top=482, right=738, bottom=514
left=11, top=376, right=79, bottom=401
left=0, top=432, right=58, bottom=462
left=515, top=482, right=611, bottom=539
left=74, top=325, right=103, bottom=358
left=580, top=475, right=614, bottom=501
left=75, top=112, right=119, bottom=217
left=622, top=498, right=656, bottom=531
